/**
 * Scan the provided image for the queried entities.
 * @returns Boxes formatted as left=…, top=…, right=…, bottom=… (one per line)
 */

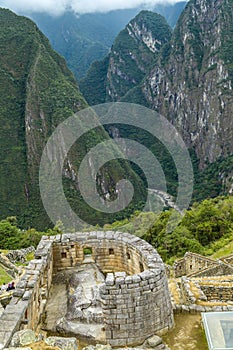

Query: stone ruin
left=0, top=231, right=174, bottom=349
left=169, top=252, right=233, bottom=314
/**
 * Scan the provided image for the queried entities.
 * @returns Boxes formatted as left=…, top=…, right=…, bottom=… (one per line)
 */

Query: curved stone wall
left=51, top=231, right=174, bottom=346
left=0, top=231, right=173, bottom=349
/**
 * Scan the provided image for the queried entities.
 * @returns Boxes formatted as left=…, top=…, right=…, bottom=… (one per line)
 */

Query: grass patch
left=211, top=240, right=233, bottom=259
left=25, top=251, right=35, bottom=261
left=163, top=314, right=208, bottom=350
left=0, top=265, right=12, bottom=285
left=0, top=249, right=9, bottom=254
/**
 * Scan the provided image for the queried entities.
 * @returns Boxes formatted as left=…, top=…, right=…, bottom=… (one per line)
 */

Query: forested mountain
left=0, top=8, right=145, bottom=230
left=29, top=2, right=186, bottom=79
left=80, top=11, right=172, bottom=106
left=80, top=0, right=233, bottom=197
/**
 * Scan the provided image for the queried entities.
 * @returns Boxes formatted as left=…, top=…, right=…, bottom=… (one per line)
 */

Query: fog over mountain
left=0, top=0, right=186, bottom=15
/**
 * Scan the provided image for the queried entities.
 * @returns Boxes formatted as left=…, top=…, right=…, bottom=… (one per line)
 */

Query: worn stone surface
left=5, top=348, right=32, bottom=350
left=146, top=335, right=162, bottom=348
left=45, top=336, right=78, bottom=350
left=10, top=330, right=37, bottom=347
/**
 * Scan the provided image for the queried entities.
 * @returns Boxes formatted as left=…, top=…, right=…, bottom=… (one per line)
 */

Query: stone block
left=109, top=339, right=127, bottom=347
left=146, top=335, right=162, bottom=347
left=11, top=330, right=37, bottom=347
left=22, top=290, right=33, bottom=301
left=45, top=336, right=78, bottom=350
left=105, top=273, right=115, bottom=286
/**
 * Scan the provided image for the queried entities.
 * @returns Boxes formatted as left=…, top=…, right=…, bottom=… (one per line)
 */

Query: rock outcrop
left=142, top=0, right=233, bottom=166
left=80, top=10, right=172, bottom=106
left=80, top=0, right=233, bottom=171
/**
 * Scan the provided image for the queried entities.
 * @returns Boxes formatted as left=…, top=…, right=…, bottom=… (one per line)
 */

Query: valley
left=0, top=0, right=232, bottom=349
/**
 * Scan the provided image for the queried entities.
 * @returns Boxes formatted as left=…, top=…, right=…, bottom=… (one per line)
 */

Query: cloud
left=0, top=0, right=185, bottom=16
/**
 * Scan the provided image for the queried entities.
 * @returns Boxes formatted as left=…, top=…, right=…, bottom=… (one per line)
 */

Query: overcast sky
left=0, top=0, right=185, bottom=16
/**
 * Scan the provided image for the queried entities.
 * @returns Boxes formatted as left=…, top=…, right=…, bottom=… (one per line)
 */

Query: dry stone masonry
left=0, top=231, right=174, bottom=349
left=170, top=252, right=233, bottom=315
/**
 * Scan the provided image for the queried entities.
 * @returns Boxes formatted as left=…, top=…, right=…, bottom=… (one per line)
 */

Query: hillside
left=104, top=196, right=233, bottom=264
left=80, top=10, right=172, bottom=105
left=79, top=0, right=233, bottom=198
left=0, top=8, right=146, bottom=230
left=29, top=2, right=186, bottom=80
left=0, top=8, right=85, bottom=227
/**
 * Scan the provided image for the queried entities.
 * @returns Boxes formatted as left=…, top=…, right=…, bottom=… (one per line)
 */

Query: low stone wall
left=6, top=246, right=35, bottom=263
left=0, top=231, right=174, bottom=349
left=189, top=262, right=233, bottom=278
left=200, top=284, right=233, bottom=302
left=0, top=239, right=53, bottom=350
left=173, top=303, right=233, bottom=314
left=220, top=254, right=233, bottom=265
left=0, top=253, right=19, bottom=278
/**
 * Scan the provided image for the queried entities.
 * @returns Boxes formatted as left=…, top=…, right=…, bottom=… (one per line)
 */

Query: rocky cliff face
left=30, top=3, right=185, bottom=80
left=80, top=11, right=172, bottom=105
left=80, top=0, right=233, bottom=197
left=142, top=0, right=233, bottom=166
left=81, top=0, right=233, bottom=168
left=106, top=11, right=172, bottom=102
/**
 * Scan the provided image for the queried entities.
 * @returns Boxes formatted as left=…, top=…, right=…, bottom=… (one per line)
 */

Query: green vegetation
left=83, top=247, right=93, bottom=255
left=0, top=194, right=233, bottom=272
left=103, top=211, right=159, bottom=237
left=211, top=240, right=233, bottom=260
left=0, top=217, right=62, bottom=250
left=193, top=155, right=233, bottom=202
left=0, top=266, right=12, bottom=286
left=79, top=56, right=109, bottom=106
left=80, top=10, right=172, bottom=104
left=105, top=196, right=233, bottom=264
left=144, top=196, right=233, bottom=263
left=0, top=9, right=84, bottom=229
left=30, top=4, right=185, bottom=80
left=0, top=9, right=147, bottom=230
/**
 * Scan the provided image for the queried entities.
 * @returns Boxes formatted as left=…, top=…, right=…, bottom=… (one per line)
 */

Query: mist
left=0, top=0, right=186, bottom=16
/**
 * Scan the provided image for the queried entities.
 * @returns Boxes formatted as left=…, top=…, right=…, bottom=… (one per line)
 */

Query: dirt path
left=163, top=314, right=208, bottom=350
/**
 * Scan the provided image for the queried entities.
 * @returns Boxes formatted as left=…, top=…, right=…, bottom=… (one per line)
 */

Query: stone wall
left=0, top=253, right=19, bottom=278
left=6, top=246, right=35, bottom=263
left=0, top=238, right=54, bottom=350
left=52, top=231, right=147, bottom=276
left=100, top=270, right=173, bottom=347
left=200, top=285, right=233, bottom=302
left=188, top=262, right=233, bottom=278
left=0, top=231, right=174, bottom=349
left=174, top=252, right=217, bottom=277
left=220, top=254, right=233, bottom=265
left=52, top=231, right=174, bottom=347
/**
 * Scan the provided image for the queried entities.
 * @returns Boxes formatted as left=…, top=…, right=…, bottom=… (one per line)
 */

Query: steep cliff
left=80, top=0, right=233, bottom=197
left=142, top=0, right=233, bottom=166
left=0, top=9, right=145, bottom=229
left=80, top=11, right=172, bottom=105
